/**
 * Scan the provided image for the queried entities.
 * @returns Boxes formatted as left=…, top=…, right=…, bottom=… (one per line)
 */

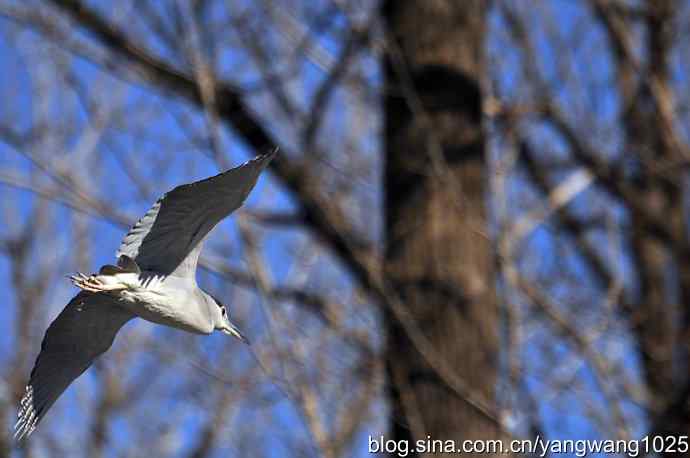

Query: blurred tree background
left=1, top=0, right=689, bottom=457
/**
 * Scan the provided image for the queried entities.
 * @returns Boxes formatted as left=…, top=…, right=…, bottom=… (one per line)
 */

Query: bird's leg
left=69, top=272, right=128, bottom=293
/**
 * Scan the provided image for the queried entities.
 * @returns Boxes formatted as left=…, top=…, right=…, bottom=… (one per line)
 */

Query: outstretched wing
left=116, top=150, right=275, bottom=278
left=15, top=292, right=134, bottom=440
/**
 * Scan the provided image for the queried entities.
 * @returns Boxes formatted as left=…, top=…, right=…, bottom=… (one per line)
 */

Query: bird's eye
left=222, top=308, right=227, bottom=316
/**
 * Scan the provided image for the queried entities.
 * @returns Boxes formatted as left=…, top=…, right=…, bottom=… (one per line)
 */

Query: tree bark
left=620, top=1, right=690, bottom=449
left=382, top=0, right=500, bottom=453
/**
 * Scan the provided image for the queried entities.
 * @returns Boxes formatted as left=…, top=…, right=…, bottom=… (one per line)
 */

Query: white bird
left=14, top=150, right=275, bottom=441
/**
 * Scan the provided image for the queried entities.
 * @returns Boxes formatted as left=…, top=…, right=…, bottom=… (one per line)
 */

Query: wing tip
left=249, top=146, right=278, bottom=168
left=178, top=147, right=277, bottom=191
left=14, top=385, right=38, bottom=443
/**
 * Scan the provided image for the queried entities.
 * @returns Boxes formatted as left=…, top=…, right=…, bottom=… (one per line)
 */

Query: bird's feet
left=69, top=272, right=127, bottom=293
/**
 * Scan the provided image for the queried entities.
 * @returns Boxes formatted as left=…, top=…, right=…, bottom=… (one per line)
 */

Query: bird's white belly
left=108, top=272, right=212, bottom=334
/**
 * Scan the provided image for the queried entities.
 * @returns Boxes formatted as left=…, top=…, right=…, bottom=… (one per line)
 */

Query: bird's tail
left=69, top=256, right=141, bottom=293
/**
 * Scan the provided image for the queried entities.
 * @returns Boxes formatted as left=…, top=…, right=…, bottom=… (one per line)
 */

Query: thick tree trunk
left=382, top=0, right=500, bottom=454
left=623, top=1, right=690, bottom=449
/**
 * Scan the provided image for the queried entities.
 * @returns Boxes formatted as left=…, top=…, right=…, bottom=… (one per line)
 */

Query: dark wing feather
left=116, top=150, right=275, bottom=278
left=15, top=292, right=134, bottom=440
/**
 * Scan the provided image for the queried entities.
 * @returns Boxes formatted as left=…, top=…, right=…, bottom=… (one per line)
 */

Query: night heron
left=14, top=150, right=275, bottom=440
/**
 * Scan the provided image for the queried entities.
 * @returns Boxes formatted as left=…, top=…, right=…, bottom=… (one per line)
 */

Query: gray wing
left=116, top=150, right=275, bottom=278
left=15, top=292, right=134, bottom=440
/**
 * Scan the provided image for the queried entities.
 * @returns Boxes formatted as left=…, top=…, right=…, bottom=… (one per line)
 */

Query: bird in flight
left=14, top=150, right=276, bottom=441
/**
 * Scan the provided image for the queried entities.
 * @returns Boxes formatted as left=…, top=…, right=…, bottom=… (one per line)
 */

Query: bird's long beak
left=221, top=322, right=249, bottom=344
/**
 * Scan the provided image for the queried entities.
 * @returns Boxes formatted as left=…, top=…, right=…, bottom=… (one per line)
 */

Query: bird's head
left=211, top=295, right=249, bottom=344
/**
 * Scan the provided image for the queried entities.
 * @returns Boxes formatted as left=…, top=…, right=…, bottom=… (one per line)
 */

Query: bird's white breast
left=113, top=271, right=213, bottom=334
